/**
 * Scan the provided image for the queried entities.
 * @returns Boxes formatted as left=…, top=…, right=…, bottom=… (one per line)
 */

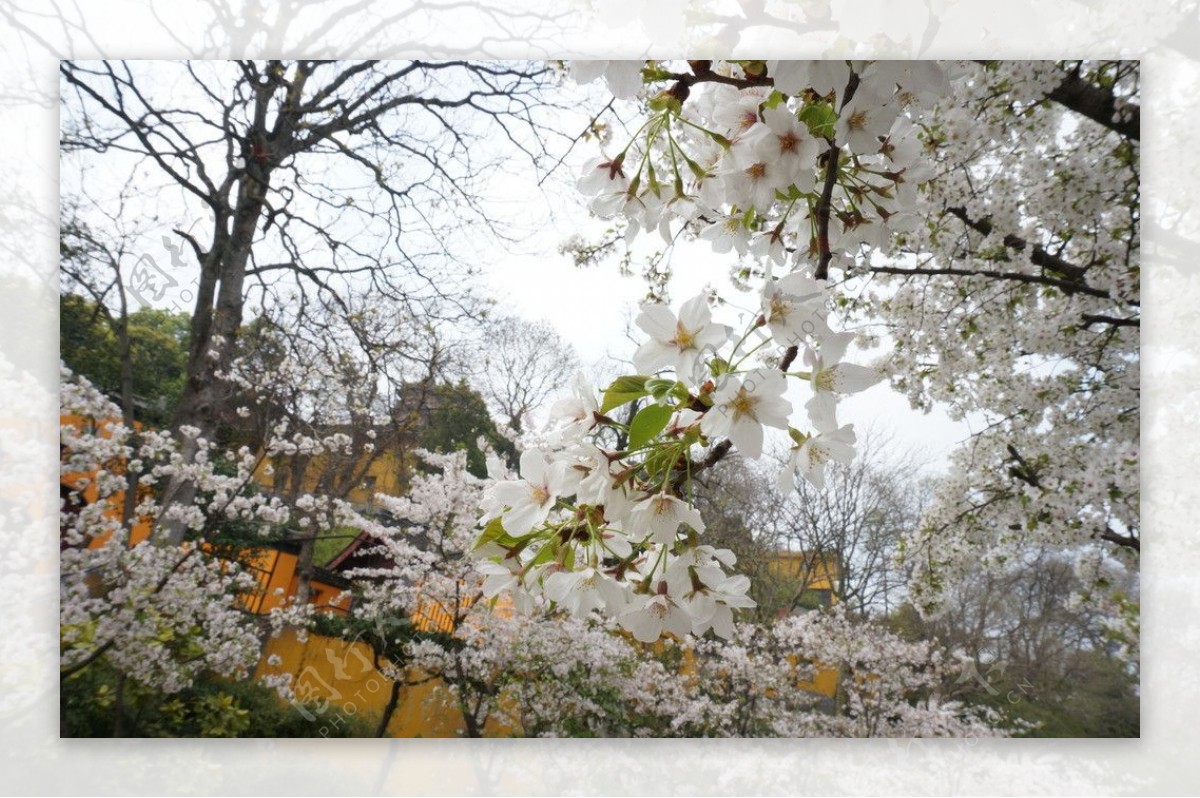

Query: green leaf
left=641, top=445, right=679, bottom=484
left=781, top=184, right=806, bottom=201
left=762, top=90, right=787, bottom=110
left=473, top=517, right=518, bottom=551
left=799, top=101, right=837, bottom=138
left=528, top=538, right=560, bottom=568
left=642, top=64, right=674, bottom=82
left=628, top=403, right=674, bottom=450
left=600, top=375, right=650, bottom=414
left=646, top=377, right=689, bottom=404
left=645, top=377, right=675, bottom=401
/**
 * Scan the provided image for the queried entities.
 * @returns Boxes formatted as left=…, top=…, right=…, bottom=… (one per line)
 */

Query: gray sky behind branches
left=59, top=59, right=974, bottom=474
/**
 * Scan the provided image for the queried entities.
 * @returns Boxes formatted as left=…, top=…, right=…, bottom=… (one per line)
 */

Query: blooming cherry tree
left=505, top=59, right=1139, bottom=665
left=60, top=367, right=317, bottom=695
left=333, top=448, right=1009, bottom=738
left=60, top=56, right=1135, bottom=736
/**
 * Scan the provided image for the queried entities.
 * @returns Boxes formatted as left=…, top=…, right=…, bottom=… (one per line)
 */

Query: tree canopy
left=60, top=294, right=190, bottom=425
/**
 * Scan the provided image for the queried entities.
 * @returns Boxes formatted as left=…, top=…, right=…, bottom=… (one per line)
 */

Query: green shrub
left=61, top=662, right=375, bottom=737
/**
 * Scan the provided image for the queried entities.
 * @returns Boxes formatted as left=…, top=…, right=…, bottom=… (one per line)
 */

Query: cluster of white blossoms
left=410, top=603, right=1006, bottom=738
left=504, top=58, right=1138, bottom=657
left=60, top=366, right=339, bottom=693
left=572, top=60, right=956, bottom=269
left=331, top=447, right=1007, bottom=737
left=472, top=60, right=948, bottom=642
left=867, top=61, right=1140, bottom=634
left=474, top=277, right=883, bottom=641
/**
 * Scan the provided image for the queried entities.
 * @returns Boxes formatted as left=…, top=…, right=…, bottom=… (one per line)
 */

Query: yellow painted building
left=238, top=542, right=353, bottom=616
left=255, top=627, right=517, bottom=737
left=767, top=550, right=840, bottom=610
left=771, top=550, right=842, bottom=698
left=252, top=440, right=411, bottom=509
left=60, top=412, right=356, bottom=615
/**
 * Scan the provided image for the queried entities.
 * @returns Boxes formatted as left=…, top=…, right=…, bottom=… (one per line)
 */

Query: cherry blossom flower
left=546, top=373, right=600, bottom=445
left=633, top=293, right=730, bottom=382
left=768, top=60, right=851, bottom=97
left=780, top=423, right=858, bottom=491
left=577, top=154, right=627, bottom=195
left=684, top=574, right=756, bottom=638
left=619, top=591, right=693, bottom=643
left=744, top=106, right=820, bottom=192
left=478, top=560, right=522, bottom=598
left=544, top=567, right=628, bottom=618
left=699, top=213, right=752, bottom=255
left=700, top=369, right=792, bottom=459
left=835, top=90, right=900, bottom=154
left=484, top=449, right=567, bottom=535
left=749, top=227, right=790, bottom=268
left=628, top=493, right=706, bottom=545
left=596, top=525, right=634, bottom=559
left=719, top=145, right=784, bottom=212
left=868, top=60, right=951, bottom=104
left=804, top=331, right=886, bottom=432
left=705, top=84, right=769, bottom=138
left=567, top=60, right=644, bottom=100
left=760, top=271, right=828, bottom=348
left=663, top=544, right=738, bottom=595
left=577, top=155, right=645, bottom=221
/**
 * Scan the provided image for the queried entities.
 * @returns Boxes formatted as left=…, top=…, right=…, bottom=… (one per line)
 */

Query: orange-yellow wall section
left=767, top=552, right=841, bottom=695
left=238, top=547, right=352, bottom=616
left=252, top=448, right=408, bottom=507
left=63, top=414, right=839, bottom=734
left=248, top=551, right=842, bottom=736
left=256, top=629, right=514, bottom=737
left=257, top=622, right=836, bottom=737
left=767, top=551, right=838, bottom=591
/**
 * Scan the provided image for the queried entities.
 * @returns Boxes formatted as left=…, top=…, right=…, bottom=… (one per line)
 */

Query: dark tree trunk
left=376, top=678, right=402, bottom=738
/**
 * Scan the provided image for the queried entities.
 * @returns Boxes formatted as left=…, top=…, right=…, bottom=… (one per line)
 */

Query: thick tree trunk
left=461, top=703, right=483, bottom=738
left=111, top=672, right=128, bottom=737
left=292, top=535, right=316, bottom=607
left=161, top=174, right=269, bottom=545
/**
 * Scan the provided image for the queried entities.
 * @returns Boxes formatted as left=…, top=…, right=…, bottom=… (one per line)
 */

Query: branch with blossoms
left=472, top=283, right=881, bottom=642
left=331, top=447, right=1008, bottom=737
left=468, top=60, right=958, bottom=642
left=477, top=59, right=1137, bottom=660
